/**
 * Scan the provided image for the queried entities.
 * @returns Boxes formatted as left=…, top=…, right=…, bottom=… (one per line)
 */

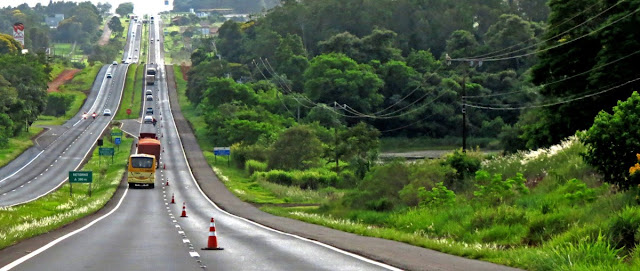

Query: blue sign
left=115, top=137, right=121, bottom=145
left=214, top=147, right=230, bottom=156
left=165, top=0, right=169, bottom=5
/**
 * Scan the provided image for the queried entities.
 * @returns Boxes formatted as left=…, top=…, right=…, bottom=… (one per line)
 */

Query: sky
left=6, top=0, right=173, bottom=15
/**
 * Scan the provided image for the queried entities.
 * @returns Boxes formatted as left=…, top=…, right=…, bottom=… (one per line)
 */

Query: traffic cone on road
left=201, top=217, right=223, bottom=250
left=165, top=179, right=169, bottom=186
left=163, top=163, right=166, bottom=169
left=180, top=202, right=188, bottom=217
left=171, top=193, right=175, bottom=204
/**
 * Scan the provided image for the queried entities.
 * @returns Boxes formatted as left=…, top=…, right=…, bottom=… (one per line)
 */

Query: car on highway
left=103, top=109, right=112, bottom=116
left=106, top=73, right=112, bottom=78
left=146, top=95, right=153, bottom=101
left=91, top=112, right=97, bottom=119
left=146, top=107, right=153, bottom=115
left=145, top=89, right=153, bottom=95
left=112, top=61, right=118, bottom=65
left=143, top=115, right=153, bottom=124
left=82, top=112, right=88, bottom=119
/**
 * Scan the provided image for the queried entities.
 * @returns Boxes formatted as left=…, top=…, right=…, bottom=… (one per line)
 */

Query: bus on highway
left=146, top=64, right=157, bottom=85
left=127, top=154, right=156, bottom=188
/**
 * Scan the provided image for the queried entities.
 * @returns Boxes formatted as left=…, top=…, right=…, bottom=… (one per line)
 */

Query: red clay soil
left=47, top=69, right=81, bottom=93
left=180, top=64, right=190, bottom=80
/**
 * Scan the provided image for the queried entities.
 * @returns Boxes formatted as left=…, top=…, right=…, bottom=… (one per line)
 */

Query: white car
left=106, top=73, right=112, bottom=78
left=143, top=115, right=153, bottom=124
left=103, top=109, right=112, bottom=116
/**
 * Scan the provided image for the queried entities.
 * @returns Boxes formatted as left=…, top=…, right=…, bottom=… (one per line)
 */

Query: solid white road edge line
left=0, top=187, right=130, bottom=271
left=0, top=151, right=44, bottom=184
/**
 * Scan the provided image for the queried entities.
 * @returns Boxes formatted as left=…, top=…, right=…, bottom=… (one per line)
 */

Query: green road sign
left=69, top=171, right=93, bottom=183
left=99, top=147, right=115, bottom=156
left=111, top=131, right=123, bottom=136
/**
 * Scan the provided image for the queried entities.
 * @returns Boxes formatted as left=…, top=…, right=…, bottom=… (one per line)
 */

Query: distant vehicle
left=106, top=73, right=112, bottom=78
left=91, top=112, right=97, bottom=119
left=128, top=153, right=157, bottom=188
left=82, top=112, right=88, bottom=119
left=112, top=61, right=118, bottom=65
left=143, top=115, right=153, bottom=124
left=103, top=109, right=112, bottom=116
left=146, top=107, right=153, bottom=115
left=145, top=89, right=153, bottom=95
left=146, top=95, right=153, bottom=101
left=138, top=132, right=161, bottom=168
left=146, top=64, right=157, bottom=85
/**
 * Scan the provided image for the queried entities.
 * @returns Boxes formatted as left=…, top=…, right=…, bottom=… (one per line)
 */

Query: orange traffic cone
left=163, top=163, right=166, bottom=169
left=202, top=217, right=223, bottom=250
left=165, top=179, right=169, bottom=186
left=171, top=193, right=175, bottom=204
left=180, top=202, right=188, bottom=217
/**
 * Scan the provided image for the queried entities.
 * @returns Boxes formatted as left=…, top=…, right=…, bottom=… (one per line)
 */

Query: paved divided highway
left=0, top=20, right=142, bottom=207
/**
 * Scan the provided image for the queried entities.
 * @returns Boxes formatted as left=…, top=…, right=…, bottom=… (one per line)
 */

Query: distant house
left=196, top=12, right=208, bottom=18
left=45, top=14, right=64, bottom=28
left=223, top=14, right=250, bottom=22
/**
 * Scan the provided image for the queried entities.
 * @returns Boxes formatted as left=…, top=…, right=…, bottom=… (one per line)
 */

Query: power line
left=465, top=76, right=640, bottom=110
left=452, top=5, right=640, bottom=62
left=466, top=0, right=607, bottom=59
left=463, top=49, right=640, bottom=99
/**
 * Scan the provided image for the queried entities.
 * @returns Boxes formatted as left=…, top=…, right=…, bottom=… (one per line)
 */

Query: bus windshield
left=131, top=157, right=154, bottom=168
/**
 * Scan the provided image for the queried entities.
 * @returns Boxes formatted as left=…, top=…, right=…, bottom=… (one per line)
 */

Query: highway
left=0, top=20, right=142, bottom=207
left=1, top=16, right=522, bottom=271
left=0, top=16, right=397, bottom=271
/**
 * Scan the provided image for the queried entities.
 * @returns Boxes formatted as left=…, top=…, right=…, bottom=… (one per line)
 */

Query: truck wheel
left=129, top=183, right=135, bottom=188
left=150, top=184, right=155, bottom=189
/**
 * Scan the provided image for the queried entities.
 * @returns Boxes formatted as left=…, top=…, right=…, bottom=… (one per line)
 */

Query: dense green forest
left=0, top=46, right=49, bottom=146
left=173, top=0, right=280, bottom=13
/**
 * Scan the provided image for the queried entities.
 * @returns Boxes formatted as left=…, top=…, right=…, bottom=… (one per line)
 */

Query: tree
left=303, top=53, right=384, bottom=115
left=96, top=2, right=112, bottom=17
left=107, top=16, right=124, bottom=36
left=484, top=14, right=536, bottom=71
left=338, top=122, right=380, bottom=178
left=267, top=125, right=323, bottom=170
left=581, top=91, right=640, bottom=190
left=216, top=20, right=245, bottom=63
left=115, top=2, right=134, bottom=17
left=445, top=30, right=479, bottom=58
left=0, top=34, right=21, bottom=54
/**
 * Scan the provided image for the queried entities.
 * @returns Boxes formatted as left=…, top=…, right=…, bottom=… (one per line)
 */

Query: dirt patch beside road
left=47, top=69, right=81, bottom=93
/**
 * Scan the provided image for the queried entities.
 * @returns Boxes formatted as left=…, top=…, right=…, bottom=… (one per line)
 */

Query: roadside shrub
left=231, top=142, right=269, bottom=168
left=399, top=159, right=457, bottom=206
left=442, top=149, right=483, bottom=181
left=245, top=159, right=267, bottom=175
left=417, top=182, right=456, bottom=208
left=581, top=91, right=640, bottom=190
left=254, top=169, right=338, bottom=189
left=347, top=210, right=390, bottom=226
left=473, top=170, right=529, bottom=206
left=337, top=169, right=357, bottom=188
left=560, top=178, right=596, bottom=205
left=355, top=160, right=411, bottom=208
left=608, top=206, right=640, bottom=251
left=44, top=92, right=75, bottom=116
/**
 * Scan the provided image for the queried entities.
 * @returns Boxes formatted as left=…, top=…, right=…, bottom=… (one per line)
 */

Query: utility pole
left=461, top=75, right=467, bottom=153
left=333, top=102, right=340, bottom=173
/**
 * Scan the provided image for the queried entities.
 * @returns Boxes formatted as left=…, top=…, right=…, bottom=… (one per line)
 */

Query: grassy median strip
left=0, top=130, right=132, bottom=250
left=115, top=64, right=140, bottom=119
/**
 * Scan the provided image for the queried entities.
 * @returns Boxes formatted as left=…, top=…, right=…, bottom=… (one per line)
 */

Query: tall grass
left=0, top=131, right=132, bottom=249
left=115, top=64, right=139, bottom=119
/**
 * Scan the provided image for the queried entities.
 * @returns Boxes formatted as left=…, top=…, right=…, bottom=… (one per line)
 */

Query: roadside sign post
left=115, top=137, right=121, bottom=151
left=69, top=171, right=93, bottom=197
left=111, top=131, right=123, bottom=143
left=99, top=147, right=115, bottom=164
left=213, top=147, right=231, bottom=166
left=126, top=108, right=131, bottom=117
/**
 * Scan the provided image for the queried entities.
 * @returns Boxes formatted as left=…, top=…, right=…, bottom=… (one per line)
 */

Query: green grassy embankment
left=0, top=127, right=132, bottom=249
